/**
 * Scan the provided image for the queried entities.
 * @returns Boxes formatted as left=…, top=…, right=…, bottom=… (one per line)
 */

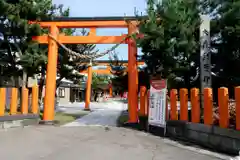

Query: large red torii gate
left=31, top=16, right=141, bottom=124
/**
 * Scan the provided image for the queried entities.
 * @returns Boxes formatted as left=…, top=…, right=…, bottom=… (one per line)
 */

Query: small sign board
left=148, top=78, right=167, bottom=135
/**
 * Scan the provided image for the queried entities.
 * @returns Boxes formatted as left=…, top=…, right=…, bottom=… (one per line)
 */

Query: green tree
left=0, top=0, right=72, bottom=87
left=0, top=0, right=49, bottom=86
left=92, top=73, right=110, bottom=90
left=207, top=0, right=240, bottom=98
left=0, top=0, right=68, bottom=111
left=0, top=0, right=96, bottom=99
left=109, top=52, right=150, bottom=93
left=91, top=73, right=110, bottom=101
left=136, top=0, right=201, bottom=89
left=108, top=52, right=128, bottom=93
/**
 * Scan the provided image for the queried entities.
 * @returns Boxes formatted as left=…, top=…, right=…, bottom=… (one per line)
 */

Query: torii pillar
left=127, top=23, right=138, bottom=123
left=43, top=25, right=59, bottom=122
left=109, top=83, right=113, bottom=97
left=85, top=64, right=92, bottom=110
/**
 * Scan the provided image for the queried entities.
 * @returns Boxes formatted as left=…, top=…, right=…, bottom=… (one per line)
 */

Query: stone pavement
left=62, top=101, right=127, bottom=127
left=57, top=100, right=128, bottom=113
left=63, top=109, right=123, bottom=127
left=0, top=126, right=232, bottom=160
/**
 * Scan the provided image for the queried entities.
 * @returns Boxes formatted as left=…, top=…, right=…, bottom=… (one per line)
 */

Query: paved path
left=62, top=101, right=127, bottom=127
left=32, top=101, right=234, bottom=159
left=0, top=126, right=231, bottom=160
left=58, top=101, right=127, bottom=113
left=63, top=109, right=123, bottom=127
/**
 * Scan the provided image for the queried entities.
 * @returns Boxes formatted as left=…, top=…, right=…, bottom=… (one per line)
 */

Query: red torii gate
left=80, top=60, right=145, bottom=74
left=31, top=16, right=142, bottom=124
left=80, top=60, right=145, bottom=99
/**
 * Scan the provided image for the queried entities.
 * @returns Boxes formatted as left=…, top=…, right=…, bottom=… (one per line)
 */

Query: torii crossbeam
left=80, top=60, right=145, bottom=74
left=31, top=16, right=142, bottom=124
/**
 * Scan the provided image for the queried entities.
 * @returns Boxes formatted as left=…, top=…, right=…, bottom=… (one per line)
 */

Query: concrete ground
left=0, top=101, right=234, bottom=160
left=57, top=101, right=128, bottom=113
left=63, top=109, right=123, bottom=127
left=0, top=126, right=232, bottom=160
left=61, top=101, right=127, bottom=127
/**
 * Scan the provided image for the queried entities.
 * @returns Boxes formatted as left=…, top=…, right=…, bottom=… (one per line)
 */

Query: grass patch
left=118, top=112, right=129, bottom=125
left=117, top=110, right=148, bottom=131
left=114, top=99, right=128, bottom=103
left=39, top=110, right=90, bottom=125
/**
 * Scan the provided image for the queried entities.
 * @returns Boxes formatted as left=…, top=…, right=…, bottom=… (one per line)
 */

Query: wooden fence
left=0, top=86, right=39, bottom=116
left=139, top=86, right=240, bottom=130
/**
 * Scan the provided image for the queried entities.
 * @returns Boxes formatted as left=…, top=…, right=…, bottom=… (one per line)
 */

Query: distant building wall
left=57, top=87, right=70, bottom=104
left=42, top=86, right=70, bottom=104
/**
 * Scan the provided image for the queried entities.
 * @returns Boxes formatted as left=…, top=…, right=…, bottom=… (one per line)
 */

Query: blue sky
left=52, top=0, right=147, bottom=60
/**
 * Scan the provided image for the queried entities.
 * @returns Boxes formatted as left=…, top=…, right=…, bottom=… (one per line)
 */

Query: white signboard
left=148, top=79, right=167, bottom=128
left=200, top=15, right=211, bottom=89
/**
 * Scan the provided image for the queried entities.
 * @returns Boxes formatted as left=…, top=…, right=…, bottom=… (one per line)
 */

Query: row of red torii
left=31, top=16, right=144, bottom=123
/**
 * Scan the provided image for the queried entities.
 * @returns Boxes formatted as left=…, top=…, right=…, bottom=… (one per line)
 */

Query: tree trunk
left=38, top=73, right=45, bottom=99
left=38, top=69, right=46, bottom=107
left=18, top=71, right=28, bottom=111
left=55, top=77, right=64, bottom=97
left=11, top=76, right=15, bottom=87
left=22, top=71, right=27, bottom=88
left=56, top=77, right=64, bottom=89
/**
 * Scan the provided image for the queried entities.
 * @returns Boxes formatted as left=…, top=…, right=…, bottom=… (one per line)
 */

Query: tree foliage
left=109, top=52, right=150, bottom=93
left=136, top=0, right=201, bottom=89
left=136, top=0, right=240, bottom=97
left=209, top=0, right=240, bottom=96
left=0, top=1, right=95, bottom=81
left=0, top=0, right=100, bottom=106
left=91, top=73, right=110, bottom=91
left=0, top=0, right=50, bottom=86
left=0, top=0, right=77, bottom=86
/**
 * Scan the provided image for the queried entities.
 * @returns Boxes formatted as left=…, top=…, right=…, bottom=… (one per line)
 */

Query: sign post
left=148, top=79, right=167, bottom=136
left=200, top=15, right=211, bottom=105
